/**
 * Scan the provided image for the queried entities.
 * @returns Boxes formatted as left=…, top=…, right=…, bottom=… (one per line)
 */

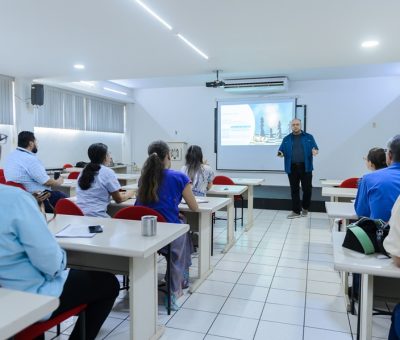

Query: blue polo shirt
left=354, top=162, right=400, bottom=221
left=278, top=131, right=318, bottom=174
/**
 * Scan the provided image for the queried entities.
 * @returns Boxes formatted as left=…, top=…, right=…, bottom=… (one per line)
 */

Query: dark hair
left=137, top=140, right=170, bottom=204
left=388, top=135, right=400, bottom=163
left=185, top=145, right=204, bottom=182
left=18, top=131, right=35, bottom=148
left=367, top=147, right=387, bottom=170
left=78, top=143, right=108, bottom=190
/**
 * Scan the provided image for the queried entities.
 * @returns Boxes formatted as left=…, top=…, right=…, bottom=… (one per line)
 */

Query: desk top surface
left=47, top=214, right=188, bottom=258
left=61, top=173, right=139, bottom=180
left=208, top=185, right=248, bottom=195
left=325, top=202, right=358, bottom=219
left=322, top=186, right=357, bottom=198
left=230, top=178, right=264, bottom=186
left=333, top=232, right=400, bottom=278
left=320, top=179, right=343, bottom=187
left=0, top=288, right=59, bottom=339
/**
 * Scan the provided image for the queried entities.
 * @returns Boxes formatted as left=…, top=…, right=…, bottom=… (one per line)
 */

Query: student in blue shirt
left=136, top=140, right=198, bottom=310
left=0, top=133, right=120, bottom=339
left=76, top=143, right=134, bottom=217
left=355, top=135, right=400, bottom=222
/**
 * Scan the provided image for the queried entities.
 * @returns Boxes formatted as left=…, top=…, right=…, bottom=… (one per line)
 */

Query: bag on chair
left=342, top=217, right=390, bottom=257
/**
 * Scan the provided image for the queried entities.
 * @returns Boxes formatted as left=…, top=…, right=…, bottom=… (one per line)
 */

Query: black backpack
left=342, top=217, right=390, bottom=257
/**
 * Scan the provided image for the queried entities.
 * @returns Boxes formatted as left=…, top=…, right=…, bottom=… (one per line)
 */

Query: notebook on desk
left=55, top=224, right=97, bottom=238
left=181, top=197, right=209, bottom=204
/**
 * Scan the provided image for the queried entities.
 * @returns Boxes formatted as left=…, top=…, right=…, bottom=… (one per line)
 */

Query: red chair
left=63, top=163, right=73, bottom=169
left=339, top=177, right=359, bottom=188
left=0, top=169, right=5, bottom=184
left=213, top=175, right=244, bottom=230
left=55, top=199, right=84, bottom=216
left=15, top=303, right=87, bottom=340
left=68, top=171, right=80, bottom=180
left=5, top=181, right=27, bottom=191
left=113, top=206, right=172, bottom=314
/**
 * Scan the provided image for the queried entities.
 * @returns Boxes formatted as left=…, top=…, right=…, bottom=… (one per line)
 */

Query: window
left=0, top=75, right=14, bottom=125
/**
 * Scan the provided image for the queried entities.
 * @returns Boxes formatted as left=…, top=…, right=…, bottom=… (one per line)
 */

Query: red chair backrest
left=63, top=163, right=73, bottom=169
left=55, top=199, right=84, bottom=216
left=339, top=177, right=359, bottom=188
left=0, top=169, right=5, bottom=184
left=5, top=181, right=27, bottom=191
left=213, top=175, right=235, bottom=185
left=68, top=171, right=80, bottom=179
left=15, top=304, right=87, bottom=340
left=113, top=206, right=167, bottom=222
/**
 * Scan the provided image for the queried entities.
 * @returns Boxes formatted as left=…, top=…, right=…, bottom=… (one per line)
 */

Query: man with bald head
left=278, top=119, right=319, bottom=218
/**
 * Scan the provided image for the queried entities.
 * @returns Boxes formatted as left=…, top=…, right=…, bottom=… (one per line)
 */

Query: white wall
left=132, top=76, right=400, bottom=186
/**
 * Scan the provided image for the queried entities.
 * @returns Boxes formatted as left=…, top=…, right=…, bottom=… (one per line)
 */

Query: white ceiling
left=1, top=0, right=400, bottom=88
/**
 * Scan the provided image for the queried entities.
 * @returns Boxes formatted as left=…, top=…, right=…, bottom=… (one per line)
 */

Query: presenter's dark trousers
left=288, top=162, right=312, bottom=214
left=49, top=269, right=120, bottom=340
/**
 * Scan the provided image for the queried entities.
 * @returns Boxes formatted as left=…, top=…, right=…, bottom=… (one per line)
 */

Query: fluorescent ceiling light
left=74, top=64, right=85, bottom=69
left=135, top=0, right=172, bottom=30
left=80, top=81, right=95, bottom=87
left=177, top=33, right=209, bottom=60
left=103, top=87, right=127, bottom=95
left=361, top=40, right=379, bottom=48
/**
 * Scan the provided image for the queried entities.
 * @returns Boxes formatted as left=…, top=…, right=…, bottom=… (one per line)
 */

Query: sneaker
left=301, top=209, right=308, bottom=217
left=287, top=211, right=301, bottom=219
left=164, top=294, right=179, bottom=311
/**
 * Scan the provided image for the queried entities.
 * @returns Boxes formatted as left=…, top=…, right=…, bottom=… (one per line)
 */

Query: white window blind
left=0, top=75, right=13, bottom=125
left=35, top=86, right=124, bottom=133
left=86, top=97, right=124, bottom=133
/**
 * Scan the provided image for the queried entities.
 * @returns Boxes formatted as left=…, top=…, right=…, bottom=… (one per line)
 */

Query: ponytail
left=78, top=142, right=108, bottom=190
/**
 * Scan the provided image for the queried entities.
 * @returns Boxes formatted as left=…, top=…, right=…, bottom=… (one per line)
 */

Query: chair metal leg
left=234, top=204, right=237, bottom=231
left=211, top=218, right=214, bottom=256
left=57, top=324, right=61, bottom=335
left=241, top=197, right=244, bottom=226
left=79, top=310, right=86, bottom=340
left=167, top=244, right=171, bottom=315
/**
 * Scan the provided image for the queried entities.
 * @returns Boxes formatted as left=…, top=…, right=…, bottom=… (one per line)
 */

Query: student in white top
left=181, top=145, right=214, bottom=197
left=76, top=143, right=134, bottom=217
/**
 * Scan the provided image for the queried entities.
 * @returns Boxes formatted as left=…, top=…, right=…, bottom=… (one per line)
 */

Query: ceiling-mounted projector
left=205, top=70, right=225, bottom=88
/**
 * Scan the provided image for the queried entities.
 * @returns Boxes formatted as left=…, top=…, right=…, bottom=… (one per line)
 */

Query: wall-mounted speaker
left=31, top=84, right=44, bottom=106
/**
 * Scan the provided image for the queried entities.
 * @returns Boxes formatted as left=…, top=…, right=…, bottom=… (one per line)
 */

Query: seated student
left=365, top=147, right=387, bottom=171
left=382, top=196, right=400, bottom=340
left=0, top=134, right=120, bottom=340
left=4, top=131, right=66, bottom=213
left=76, top=143, right=134, bottom=217
left=181, top=145, right=215, bottom=197
left=354, top=135, right=400, bottom=222
left=135, top=140, right=198, bottom=310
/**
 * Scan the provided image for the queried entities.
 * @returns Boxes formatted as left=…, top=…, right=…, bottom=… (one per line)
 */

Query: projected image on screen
left=221, top=102, right=294, bottom=146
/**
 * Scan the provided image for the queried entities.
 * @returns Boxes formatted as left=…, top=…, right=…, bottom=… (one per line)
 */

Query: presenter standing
left=278, top=118, right=319, bottom=219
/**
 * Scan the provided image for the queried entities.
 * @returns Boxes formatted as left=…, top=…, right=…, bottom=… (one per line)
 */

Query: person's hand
left=312, top=148, right=318, bottom=156
left=32, top=191, right=51, bottom=204
left=56, top=177, right=64, bottom=185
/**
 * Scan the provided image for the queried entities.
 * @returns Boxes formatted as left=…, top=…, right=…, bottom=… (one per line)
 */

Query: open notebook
left=55, top=224, right=98, bottom=238
left=181, top=197, right=209, bottom=205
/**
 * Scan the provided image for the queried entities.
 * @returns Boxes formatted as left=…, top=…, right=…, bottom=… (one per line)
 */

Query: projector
left=205, top=80, right=225, bottom=88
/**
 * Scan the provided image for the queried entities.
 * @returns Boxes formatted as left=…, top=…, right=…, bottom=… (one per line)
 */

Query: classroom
left=1, top=1, right=400, bottom=339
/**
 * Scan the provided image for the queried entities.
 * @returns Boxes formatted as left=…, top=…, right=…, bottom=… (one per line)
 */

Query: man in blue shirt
left=4, top=131, right=67, bottom=212
left=278, top=119, right=319, bottom=218
left=355, top=134, right=400, bottom=222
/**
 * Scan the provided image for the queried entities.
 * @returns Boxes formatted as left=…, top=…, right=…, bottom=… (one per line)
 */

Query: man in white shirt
left=4, top=131, right=66, bottom=212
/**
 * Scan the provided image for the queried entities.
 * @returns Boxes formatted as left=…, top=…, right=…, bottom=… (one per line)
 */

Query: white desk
left=322, top=187, right=357, bottom=202
left=103, top=196, right=233, bottom=292
left=325, top=202, right=357, bottom=220
left=320, top=179, right=343, bottom=187
left=207, top=184, right=249, bottom=231
left=0, top=288, right=59, bottom=339
left=333, top=232, right=400, bottom=340
left=60, top=173, right=140, bottom=187
left=230, top=178, right=263, bottom=230
left=64, top=164, right=128, bottom=174
left=48, top=214, right=188, bottom=340
left=54, top=179, right=77, bottom=197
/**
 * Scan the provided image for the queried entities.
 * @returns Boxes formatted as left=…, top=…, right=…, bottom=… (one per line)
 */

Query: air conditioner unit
left=223, top=76, right=288, bottom=94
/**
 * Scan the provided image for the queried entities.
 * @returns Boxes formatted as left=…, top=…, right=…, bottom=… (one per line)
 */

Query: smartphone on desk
left=88, top=225, right=103, bottom=233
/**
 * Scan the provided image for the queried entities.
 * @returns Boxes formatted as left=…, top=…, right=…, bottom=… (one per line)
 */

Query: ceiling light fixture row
left=135, top=0, right=209, bottom=60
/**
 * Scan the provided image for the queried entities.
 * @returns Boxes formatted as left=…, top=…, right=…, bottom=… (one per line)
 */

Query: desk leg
left=190, top=212, right=213, bottom=292
left=359, top=274, right=373, bottom=340
left=129, top=255, right=165, bottom=340
left=223, top=199, right=235, bottom=253
left=245, top=186, right=254, bottom=231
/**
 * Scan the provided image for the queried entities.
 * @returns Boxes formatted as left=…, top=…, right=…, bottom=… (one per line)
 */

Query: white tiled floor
left=45, top=208, right=393, bottom=340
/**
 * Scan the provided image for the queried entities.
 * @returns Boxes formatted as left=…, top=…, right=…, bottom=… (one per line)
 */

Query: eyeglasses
left=0, top=133, right=8, bottom=144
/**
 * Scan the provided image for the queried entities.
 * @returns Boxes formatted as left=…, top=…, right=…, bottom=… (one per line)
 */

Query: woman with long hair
left=181, top=145, right=214, bottom=197
left=77, top=143, right=134, bottom=217
left=365, top=147, right=387, bottom=171
left=136, top=140, right=198, bottom=310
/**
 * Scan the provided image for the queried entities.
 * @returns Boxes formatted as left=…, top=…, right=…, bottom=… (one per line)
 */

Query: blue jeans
left=389, top=304, right=400, bottom=340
